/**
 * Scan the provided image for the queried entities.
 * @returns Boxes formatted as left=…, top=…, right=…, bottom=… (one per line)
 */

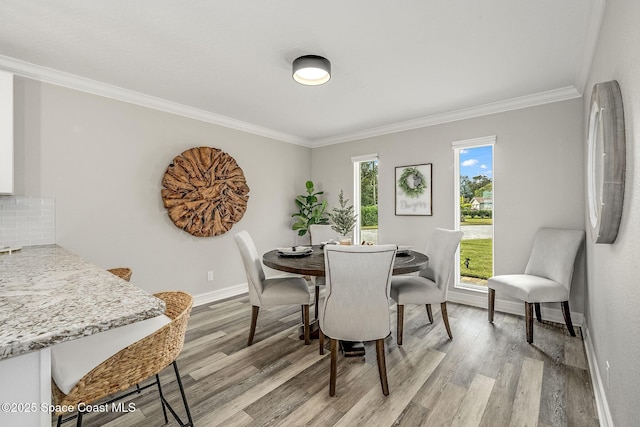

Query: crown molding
left=311, top=86, right=582, bottom=147
left=1, top=55, right=583, bottom=150
left=0, top=55, right=311, bottom=148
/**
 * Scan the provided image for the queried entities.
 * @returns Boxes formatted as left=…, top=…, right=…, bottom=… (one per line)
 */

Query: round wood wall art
left=161, top=147, right=250, bottom=237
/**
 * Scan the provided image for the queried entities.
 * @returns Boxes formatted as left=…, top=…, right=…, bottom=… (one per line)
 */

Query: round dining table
left=263, top=245, right=429, bottom=277
left=262, top=245, right=429, bottom=356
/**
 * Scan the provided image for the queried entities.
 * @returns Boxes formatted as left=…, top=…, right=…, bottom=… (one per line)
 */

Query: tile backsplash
left=0, top=196, right=55, bottom=248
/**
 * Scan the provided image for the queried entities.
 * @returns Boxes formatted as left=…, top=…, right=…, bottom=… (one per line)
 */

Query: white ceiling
left=0, top=1, right=602, bottom=147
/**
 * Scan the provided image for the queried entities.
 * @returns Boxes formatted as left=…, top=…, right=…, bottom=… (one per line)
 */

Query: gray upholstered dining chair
left=318, top=244, right=397, bottom=396
left=488, top=227, right=584, bottom=343
left=235, top=230, right=311, bottom=346
left=390, top=228, right=463, bottom=344
left=309, top=224, right=341, bottom=246
left=308, top=224, right=341, bottom=313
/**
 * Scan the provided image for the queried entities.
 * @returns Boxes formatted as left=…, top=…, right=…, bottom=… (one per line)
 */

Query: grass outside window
left=460, top=217, right=492, bottom=225
left=460, top=238, right=492, bottom=284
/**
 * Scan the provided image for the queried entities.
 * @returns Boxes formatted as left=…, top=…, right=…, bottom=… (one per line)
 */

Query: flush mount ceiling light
left=292, top=55, right=331, bottom=86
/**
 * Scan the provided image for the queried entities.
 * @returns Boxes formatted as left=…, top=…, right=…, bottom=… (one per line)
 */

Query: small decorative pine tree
left=329, top=190, right=357, bottom=237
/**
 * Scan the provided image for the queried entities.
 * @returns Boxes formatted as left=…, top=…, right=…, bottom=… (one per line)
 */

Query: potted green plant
left=329, top=190, right=357, bottom=245
left=291, top=180, right=329, bottom=237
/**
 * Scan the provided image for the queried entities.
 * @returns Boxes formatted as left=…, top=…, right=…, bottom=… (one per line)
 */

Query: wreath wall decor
left=398, top=166, right=427, bottom=198
left=161, top=146, right=250, bottom=237
left=395, top=163, right=432, bottom=216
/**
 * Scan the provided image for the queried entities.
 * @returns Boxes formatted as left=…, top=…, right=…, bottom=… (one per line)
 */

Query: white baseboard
left=192, top=273, right=298, bottom=307
left=583, top=325, right=614, bottom=427
left=193, top=283, right=247, bottom=307
left=447, top=288, right=584, bottom=326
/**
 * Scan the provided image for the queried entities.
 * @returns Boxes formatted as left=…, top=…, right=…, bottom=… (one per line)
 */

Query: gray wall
left=13, top=77, right=311, bottom=297
left=312, top=98, right=585, bottom=314
left=583, top=0, right=640, bottom=424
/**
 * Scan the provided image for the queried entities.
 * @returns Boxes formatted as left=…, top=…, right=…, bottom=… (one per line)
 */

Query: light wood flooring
left=60, top=293, right=599, bottom=426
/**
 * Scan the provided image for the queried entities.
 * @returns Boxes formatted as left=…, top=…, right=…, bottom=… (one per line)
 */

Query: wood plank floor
left=58, top=292, right=599, bottom=427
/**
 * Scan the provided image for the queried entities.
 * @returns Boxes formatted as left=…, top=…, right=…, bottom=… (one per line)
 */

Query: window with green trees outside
left=359, top=160, right=378, bottom=244
left=455, top=141, right=494, bottom=287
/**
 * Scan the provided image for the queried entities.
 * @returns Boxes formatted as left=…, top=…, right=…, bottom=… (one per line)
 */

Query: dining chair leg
left=248, top=305, right=259, bottom=346
left=314, top=284, right=320, bottom=320
left=375, top=339, right=390, bottom=396
left=56, top=415, right=62, bottom=427
left=441, top=302, right=453, bottom=339
left=396, top=304, right=404, bottom=345
left=319, top=328, right=324, bottom=355
left=425, top=304, right=433, bottom=323
left=488, top=288, right=495, bottom=323
left=534, top=303, right=542, bottom=322
left=561, top=301, right=576, bottom=336
left=525, top=302, right=534, bottom=343
left=303, top=304, right=310, bottom=345
left=330, top=338, right=338, bottom=396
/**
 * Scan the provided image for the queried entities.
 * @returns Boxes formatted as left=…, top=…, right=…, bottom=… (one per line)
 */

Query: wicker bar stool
left=51, top=291, right=194, bottom=426
left=107, top=267, right=133, bottom=282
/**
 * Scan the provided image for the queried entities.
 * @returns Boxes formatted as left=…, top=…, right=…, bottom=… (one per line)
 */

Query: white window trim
left=452, top=136, right=495, bottom=292
left=451, top=135, right=496, bottom=149
left=352, top=153, right=378, bottom=244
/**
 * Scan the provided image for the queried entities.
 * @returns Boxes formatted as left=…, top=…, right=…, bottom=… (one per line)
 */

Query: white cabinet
left=0, top=70, right=14, bottom=194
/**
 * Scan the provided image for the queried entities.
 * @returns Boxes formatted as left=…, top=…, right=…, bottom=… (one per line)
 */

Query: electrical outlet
left=207, top=271, right=214, bottom=281
left=606, top=361, right=610, bottom=390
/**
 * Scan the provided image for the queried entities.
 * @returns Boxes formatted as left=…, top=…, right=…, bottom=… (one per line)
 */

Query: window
left=352, top=154, right=378, bottom=244
left=452, top=137, right=495, bottom=290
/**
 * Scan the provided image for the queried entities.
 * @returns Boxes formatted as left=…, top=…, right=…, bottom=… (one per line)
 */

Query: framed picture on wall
left=395, top=163, right=432, bottom=216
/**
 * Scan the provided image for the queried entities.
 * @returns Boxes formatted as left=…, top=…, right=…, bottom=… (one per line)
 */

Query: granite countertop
left=0, top=245, right=166, bottom=360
